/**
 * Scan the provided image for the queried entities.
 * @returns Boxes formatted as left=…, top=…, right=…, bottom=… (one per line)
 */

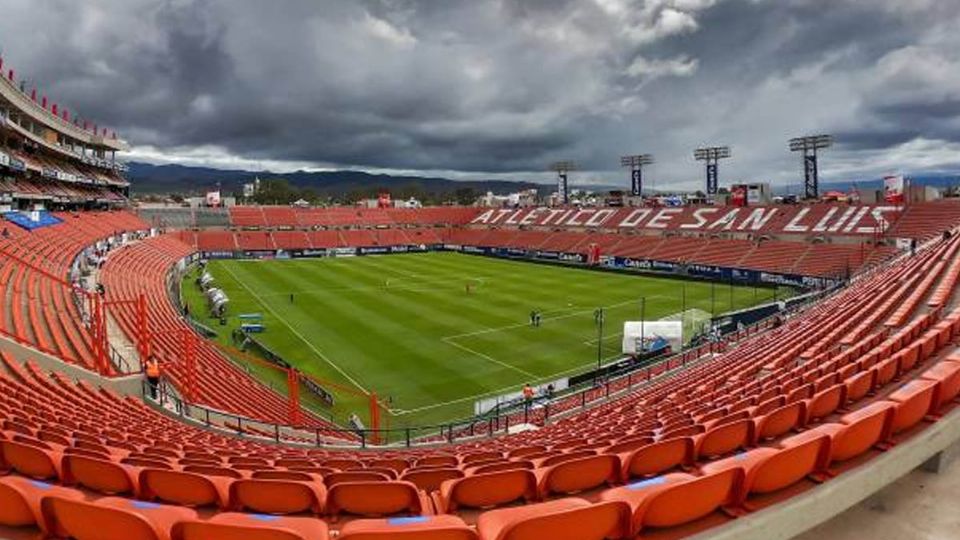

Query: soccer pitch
left=182, top=252, right=788, bottom=428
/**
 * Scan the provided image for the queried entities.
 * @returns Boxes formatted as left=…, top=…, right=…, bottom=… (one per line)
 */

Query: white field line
left=387, top=352, right=625, bottom=415
left=219, top=263, right=371, bottom=395
left=442, top=296, right=664, bottom=341
left=440, top=338, right=537, bottom=379
left=257, top=275, right=489, bottom=298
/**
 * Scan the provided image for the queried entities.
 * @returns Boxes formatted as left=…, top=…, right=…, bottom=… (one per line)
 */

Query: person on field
left=145, top=356, right=161, bottom=400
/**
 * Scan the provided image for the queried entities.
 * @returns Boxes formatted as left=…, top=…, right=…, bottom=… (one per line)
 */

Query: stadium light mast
left=789, top=134, right=833, bottom=200
left=693, top=146, right=731, bottom=196
left=620, top=154, right=654, bottom=196
left=549, top=161, right=577, bottom=205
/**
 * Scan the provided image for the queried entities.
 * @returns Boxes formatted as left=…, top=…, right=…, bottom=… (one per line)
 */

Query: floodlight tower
left=620, top=154, right=654, bottom=196
left=789, top=134, right=833, bottom=199
left=693, top=146, right=731, bottom=195
left=549, top=161, right=577, bottom=205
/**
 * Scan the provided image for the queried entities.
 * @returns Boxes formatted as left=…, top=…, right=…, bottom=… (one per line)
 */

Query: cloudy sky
left=1, top=0, right=958, bottom=189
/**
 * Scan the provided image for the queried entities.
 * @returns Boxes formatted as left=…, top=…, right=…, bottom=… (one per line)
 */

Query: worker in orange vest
left=145, top=357, right=161, bottom=400
left=522, top=383, right=535, bottom=408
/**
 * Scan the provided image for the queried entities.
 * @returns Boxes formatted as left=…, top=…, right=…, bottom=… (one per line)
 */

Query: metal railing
left=140, top=296, right=831, bottom=449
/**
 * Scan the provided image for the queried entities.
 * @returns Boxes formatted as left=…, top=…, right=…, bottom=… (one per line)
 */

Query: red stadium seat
left=228, top=479, right=326, bottom=515
left=695, top=419, right=755, bottom=459
left=535, top=454, right=619, bottom=498
left=401, top=468, right=464, bottom=493
left=701, top=433, right=830, bottom=508
left=813, top=401, right=895, bottom=463
left=41, top=496, right=197, bottom=540
left=139, top=468, right=231, bottom=509
left=325, top=470, right=391, bottom=487
left=920, top=359, right=960, bottom=413
left=326, top=481, right=426, bottom=517
left=61, top=455, right=137, bottom=495
left=434, top=470, right=537, bottom=513
left=600, top=468, right=743, bottom=537
left=476, top=498, right=630, bottom=540
left=886, top=379, right=938, bottom=434
left=619, top=438, right=694, bottom=481
left=754, top=402, right=806, bottom=442
left=172, top=512, right=329, bottom=540
left=0, top=440, right=61, bottom=480
left=804, top=384, right=847, bottom=425
left=0, top=476, right=83, bottom=532
left=339, top=515, right=478, bottom=539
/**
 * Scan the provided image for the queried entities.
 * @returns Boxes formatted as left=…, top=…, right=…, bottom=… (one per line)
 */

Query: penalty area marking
left=386, top=352, right=624, bottom=416
left=440, top=338, right=537, bottom=379
left=219, top=263, right=371, bottom=395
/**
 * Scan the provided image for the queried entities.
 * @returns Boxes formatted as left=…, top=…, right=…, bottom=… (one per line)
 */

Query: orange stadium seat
left=339, top=515, right=478, bottom=539
left=886, top=379, right=938, bottom=435
left=0, top=477, right=83, bottom=532
left=325, top=481, right=427, bottom=517
left=619, top=437, right=695, bottom=481
left=434, top=470, right=537, bottom=513
left=0, top=440, right=61, bottom=480
left=228, top=479, right=326, bottom=515
left=476, top=498, right=629, bottom=540
left=401, top=467, right=464, bottom=492
left=171, top=512, right=329, bottom=540
left=812, top=401, right=896, bottom=463
left=139, top=469, right=231, bottom=509
left=601, top=468, right=743, bottom=537
left=535, top=454, right=620, bottom=498
left=41, top=496, right=197, bottom=540
left=920, top=359, right=960, bottom=413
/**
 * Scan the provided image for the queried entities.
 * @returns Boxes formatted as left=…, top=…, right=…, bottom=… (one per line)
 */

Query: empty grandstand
left=2, top=21, right=960, bottom=540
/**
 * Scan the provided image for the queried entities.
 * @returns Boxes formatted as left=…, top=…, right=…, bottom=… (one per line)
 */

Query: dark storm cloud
left=0, top=0, right=958, bottom=184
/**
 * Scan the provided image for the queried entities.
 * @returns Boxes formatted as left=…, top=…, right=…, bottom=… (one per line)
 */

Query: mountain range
left=126, top=162, right=960, bottom=198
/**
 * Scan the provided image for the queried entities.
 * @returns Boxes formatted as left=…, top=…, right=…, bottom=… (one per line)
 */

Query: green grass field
left=182, top=252, right=788, bottom=428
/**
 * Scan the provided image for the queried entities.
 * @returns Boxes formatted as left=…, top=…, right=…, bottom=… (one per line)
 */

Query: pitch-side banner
left=468, top=205, right=902, bottom=235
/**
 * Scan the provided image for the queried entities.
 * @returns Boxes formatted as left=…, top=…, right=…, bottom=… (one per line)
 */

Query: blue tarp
left=3, top=211, right=63, bottom=231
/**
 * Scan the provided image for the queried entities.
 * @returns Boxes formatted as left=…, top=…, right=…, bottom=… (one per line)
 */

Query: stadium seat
left=171, top=512, right=329, bottom=540
left=326, top=481, right=426, bottom=517
left=41, top=496, right=197, bottom=540
left=325, top=470, right=391, bottom=487
left=0, top=476, right=83, bottom=531
left=434, top=470, right=537, bottom=513
left=476, top=498, right=630, bottom=540
left=401, top=468, right=465, bottom=493
left=139, top=468, right=231, bottom=508
left=339, top=515, right=478, bottom=539
left=920, top=359, right=960, bottom=413
left=701, top=433, right=830, bottom=508
left=813, top=401, right=896, bottom=463
left=228, top=479, right=326, bottom=515
left=619, top=437, right=694, bottom=481
left=754, top=402, right=806, bottom=442
left=600, top=468, right=743, bottom=537
left=886, top=379, right=938, bottom=434
left=535, top=454, right=620, bottom=498
left=465, top=461, right=533, bottom=476
left=0, top=440, right=61, bottom=480
left=804, top=384, right=847, bottom=425
left=695, top=419, right=756, bottom=459
left=61, top=454, right=138, bottom=495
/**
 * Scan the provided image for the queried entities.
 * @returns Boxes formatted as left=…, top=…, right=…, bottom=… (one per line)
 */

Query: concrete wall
left=0, top=334, right=143, bottom=395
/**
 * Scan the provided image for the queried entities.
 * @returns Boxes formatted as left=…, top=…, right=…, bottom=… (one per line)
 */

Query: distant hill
left=817, top=174, right=960, bottom=194
left=126, top=162, right=547, bottom=198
